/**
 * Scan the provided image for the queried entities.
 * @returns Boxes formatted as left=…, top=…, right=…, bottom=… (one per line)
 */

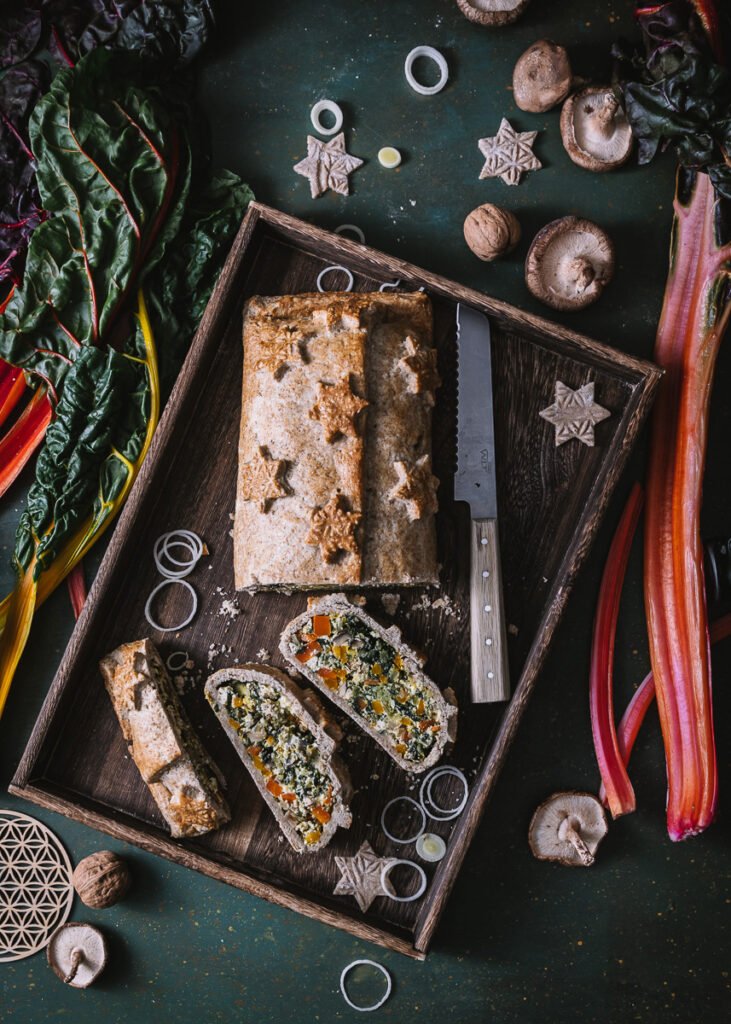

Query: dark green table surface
left=3, top=2, right=729, bottom=1022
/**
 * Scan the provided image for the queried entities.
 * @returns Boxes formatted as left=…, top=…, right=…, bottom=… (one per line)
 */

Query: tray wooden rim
left=10, top=201, right=662, bottom=957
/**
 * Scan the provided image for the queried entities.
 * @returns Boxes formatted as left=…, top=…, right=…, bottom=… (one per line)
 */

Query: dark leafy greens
left=615, top=1, right=731, bottom=198
left=0, top=47, right=251, bottom=576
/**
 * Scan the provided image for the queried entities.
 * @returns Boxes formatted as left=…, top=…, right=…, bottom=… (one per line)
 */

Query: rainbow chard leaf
left=0, top=48, right=190, bottom=390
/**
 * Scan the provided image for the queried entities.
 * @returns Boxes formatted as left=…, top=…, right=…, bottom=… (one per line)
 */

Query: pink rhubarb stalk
left=591, top=483, right=644, bottom=818
left=644, top=165, right=731, bottom=840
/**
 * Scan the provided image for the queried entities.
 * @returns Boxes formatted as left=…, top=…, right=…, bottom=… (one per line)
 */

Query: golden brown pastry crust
left=234, top=292, right=439, bottom=589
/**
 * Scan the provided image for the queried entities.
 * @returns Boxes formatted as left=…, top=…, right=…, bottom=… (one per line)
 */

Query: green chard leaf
left=14, top=344, right=148, bottom=576
left=0, top=48, right=190, bottom=389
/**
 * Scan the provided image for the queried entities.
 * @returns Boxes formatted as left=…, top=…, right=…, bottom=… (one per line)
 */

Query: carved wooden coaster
left=0, top=810, right=74, bottom=962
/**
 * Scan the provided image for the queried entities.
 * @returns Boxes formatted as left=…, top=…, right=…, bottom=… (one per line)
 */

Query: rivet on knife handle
left=470, top=519, right=510, bottom=703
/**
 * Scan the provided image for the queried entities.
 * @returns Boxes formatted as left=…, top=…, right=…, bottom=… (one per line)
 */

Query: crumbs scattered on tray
left=380, top=593, right=401, bottom=616
left=256, top=648, right=271, bottom=661
left=171, top=657, right=204, bottom=695
left=215, top=586, right=241, bottom=627
left=406, top=592, right=458, bottom=618
left=207, top=642, right=234, bottom=670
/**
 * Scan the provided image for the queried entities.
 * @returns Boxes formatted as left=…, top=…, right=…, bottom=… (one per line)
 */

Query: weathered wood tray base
left=11, top=204, right=661, bottom=957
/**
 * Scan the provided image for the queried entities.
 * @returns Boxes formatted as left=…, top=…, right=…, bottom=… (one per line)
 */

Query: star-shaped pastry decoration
left=309, top=376, right=368, bottom=442
left=389, top=455, right=440, bottom=520
left=398, top=336, right=441, bottom=400
left=255, top=325, right=307, bottom=379
left=478, top=118, right=542, bottom=186
left=333, top=841, right=398, bottom=913
left=240, top=446, right=290, bottom=512
left=306, top=493, right=361, bottom=563
left=294, top=133, right=364, bottom=198
left=539, top=381, right=611, bottom=447
left=312, top=308, right=362, bottom=333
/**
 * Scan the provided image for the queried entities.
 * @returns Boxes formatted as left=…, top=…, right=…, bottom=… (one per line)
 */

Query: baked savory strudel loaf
left=205, top=664, right=352, bottom=852
left=235, top=291, right=440, bottom=590
left=100, top=639, right=230, bottom=839
left=280, top=594, right=458, bottom=773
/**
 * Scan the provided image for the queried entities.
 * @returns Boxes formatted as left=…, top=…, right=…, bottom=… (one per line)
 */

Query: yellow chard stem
left=0, top=289, right=159, bottom=718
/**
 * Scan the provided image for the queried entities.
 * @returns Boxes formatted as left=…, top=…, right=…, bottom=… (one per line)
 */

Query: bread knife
left=455, top=302, right=510, bottom=703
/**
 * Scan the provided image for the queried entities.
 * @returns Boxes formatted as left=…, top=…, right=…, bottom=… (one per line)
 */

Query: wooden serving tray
left=10, top=203, right=661, bottom=958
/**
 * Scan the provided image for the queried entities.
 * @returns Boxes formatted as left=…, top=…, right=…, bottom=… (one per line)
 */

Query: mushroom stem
left=568, top=256, right=596, bottom=292
left=556, top=815, right=593, bottom=864
left=64, top=948, right=84, bottom=984
left=588, top=96, right=620, bottom=141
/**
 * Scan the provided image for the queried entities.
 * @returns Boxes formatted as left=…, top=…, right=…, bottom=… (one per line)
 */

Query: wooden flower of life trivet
left=0, top=810, right=74, bottom=962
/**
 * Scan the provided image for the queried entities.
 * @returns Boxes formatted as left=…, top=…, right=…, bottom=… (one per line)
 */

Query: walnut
left=464, top=204, right=521, bottom=262
left=72, top=851, right=131, bottom=909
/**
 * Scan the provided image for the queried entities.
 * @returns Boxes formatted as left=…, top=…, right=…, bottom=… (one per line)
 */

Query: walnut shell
left=464, top=204, right=521, bottom=261
left=72, top=851, right=131, bottom=909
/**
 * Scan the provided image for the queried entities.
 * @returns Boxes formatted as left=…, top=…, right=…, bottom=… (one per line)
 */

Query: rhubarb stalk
left=590, top=483, right=643, bottom=818
left=599, top=612, right=731, bottom=807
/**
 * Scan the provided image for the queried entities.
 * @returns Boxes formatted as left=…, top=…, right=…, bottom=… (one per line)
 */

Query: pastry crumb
left=380, top=593, right=401, bottom=616
left=256, top=648, right=271, bottom=661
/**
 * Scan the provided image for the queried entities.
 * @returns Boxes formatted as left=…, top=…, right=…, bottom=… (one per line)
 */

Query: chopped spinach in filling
left=291, top=612, right=441, bottom=764
left=208, top=679, right=334, bottom=845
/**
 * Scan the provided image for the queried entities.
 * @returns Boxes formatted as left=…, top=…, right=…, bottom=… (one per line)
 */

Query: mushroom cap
left=47, top=922, right=108, bottom=988
left=528, top=791, right=608, bottom=867
left=455, top=0, right=530, bottom=27
left=513, top=40, right=572, bottom=113
left=525, top=216, right=615, bottom=311
left=560, top=87, right=633, bottom=172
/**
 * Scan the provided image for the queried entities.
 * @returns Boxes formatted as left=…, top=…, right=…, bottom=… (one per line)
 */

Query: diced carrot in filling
left=372, top=699, right=385, bottom=715
left=296, top=640, right=321, bottom=663
left=416, top=699, right=425, bottom=716
left=247, top=745, right=261, bottom=756
left=305, top=831, right=321, bottom=845
left=281, top=792, right=296, bottom=803
left=395, top=743, right=407, bottom=754
left=267, top=778, right=283, bottom=797
left=317, top=667, right=340, bottom=691
left=312, top=806, right=331, bottom=825
left=312, top=615, right=332, bottom=637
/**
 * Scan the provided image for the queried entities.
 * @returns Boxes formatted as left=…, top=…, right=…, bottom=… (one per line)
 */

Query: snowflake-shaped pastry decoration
left=254, top=325, right=307, bottom=379
left=306, top=494, right=361, bottom=563
left=539, top=380, right=611, bottom=447
left=478, top=118, right=542, bottom=186
left=293, top=133, right=364, bottom=198
left=239, top=446, right=290, bottom=512
left=309, top=376, right=368, bottom=442
left=333, top=841, right=398, bottom=913
left=0, top=810, right=74, bottom=963
left=398, top=336, right=441, bottom=400
left=389, top=456, right=440, bottom=520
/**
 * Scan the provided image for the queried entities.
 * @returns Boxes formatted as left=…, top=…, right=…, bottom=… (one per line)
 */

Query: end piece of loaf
left=205, top=664, right=352, bottom=853
left=279, top=594, right=457, bottom=773
left=100, top=638, right=230, bottom=839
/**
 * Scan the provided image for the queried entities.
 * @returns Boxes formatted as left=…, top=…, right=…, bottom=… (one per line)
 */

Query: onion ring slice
left=335, top=224, right=365, bottom=244
left=404, top=45, right=449, bottom=96
left=310, top=99, right=343, bottom=136
left=380, top=796, right=426, bottom=845
left=166, top=651, right=189, bottom=672
left=419, top=765, right=469, bottom=821
left=316, top=265, right=354, bottom=292
left=144, top=579, right=198, bottom=633
left=379, top=859, right=427, bottom=903
left=339, top=960, right=392, bottom=1012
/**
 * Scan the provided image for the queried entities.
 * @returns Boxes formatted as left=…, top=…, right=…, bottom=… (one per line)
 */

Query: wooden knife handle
left=470, top=518, right=510, bottom=703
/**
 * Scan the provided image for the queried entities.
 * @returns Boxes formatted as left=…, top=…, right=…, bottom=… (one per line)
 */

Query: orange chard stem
left=0, top=388, right=52, bottom=499
left=0, top=361, right=26, bottom=429
left=590, top=483, right=644, bottom=819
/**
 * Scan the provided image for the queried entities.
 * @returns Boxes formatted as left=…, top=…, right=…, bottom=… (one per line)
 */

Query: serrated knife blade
left=455, top=303, right=497, bottom=520
left=455, top=303, right=510, bottom=704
